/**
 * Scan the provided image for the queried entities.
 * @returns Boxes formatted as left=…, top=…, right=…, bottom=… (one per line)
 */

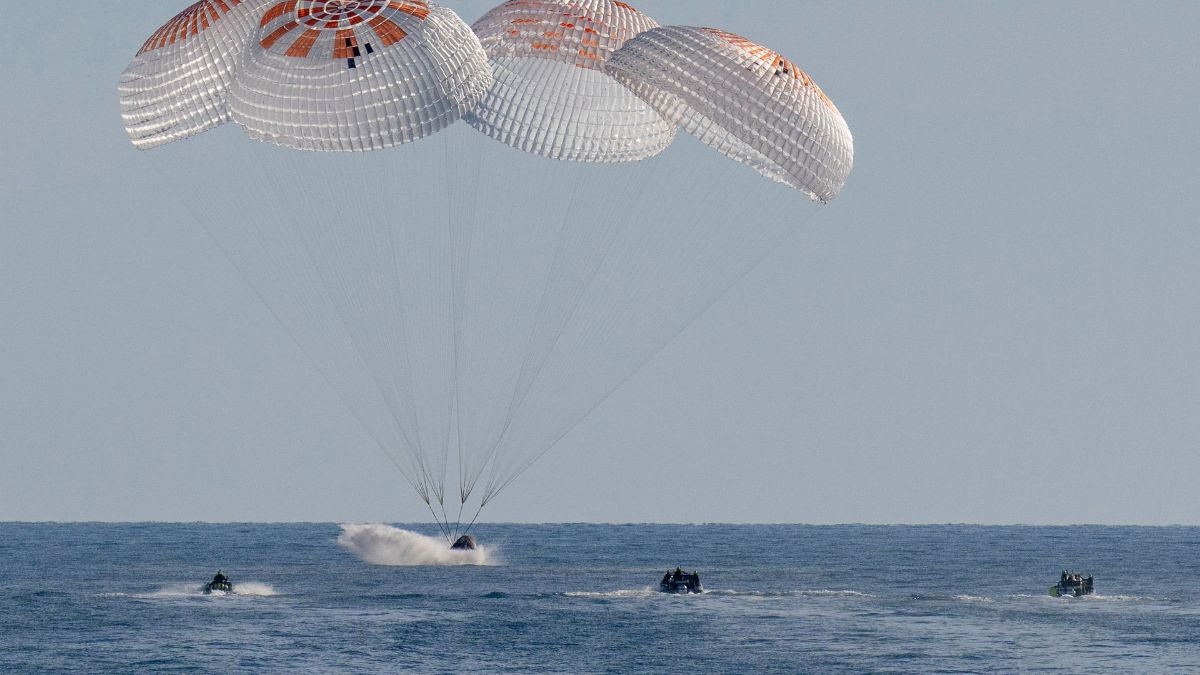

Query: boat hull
left=204, top=582, right=234, bottom=595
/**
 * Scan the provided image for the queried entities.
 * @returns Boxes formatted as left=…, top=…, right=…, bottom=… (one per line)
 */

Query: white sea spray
left=337, top=524, right=494, bottom=566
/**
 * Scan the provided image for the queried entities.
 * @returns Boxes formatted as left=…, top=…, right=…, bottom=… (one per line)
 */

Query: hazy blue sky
left=2, top=1, right=1198, bottom=524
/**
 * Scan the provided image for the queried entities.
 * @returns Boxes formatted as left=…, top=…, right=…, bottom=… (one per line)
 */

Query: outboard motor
left=451, top=535, right=477, bottom=550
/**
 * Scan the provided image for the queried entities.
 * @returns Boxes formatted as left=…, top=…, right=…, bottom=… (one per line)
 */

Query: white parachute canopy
left=605, top=26, right=855, bottom=201
left=119, top=0, right=275, bottom=149
left=230, top=1, right=493, bottom=151
left=121, top=3, right=851, bottom=539
left=466, top=0, right=675, bottom=162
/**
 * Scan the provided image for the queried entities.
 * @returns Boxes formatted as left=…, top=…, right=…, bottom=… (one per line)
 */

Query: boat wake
left=223, top=582, right=278, bottom=596
left=337, top=524, right=493, bottom=566
left=564, top=588, right=657, bottom=598
left=1010, top=593, right=1159, bottom=603
left=106, top=582, right=279, bottom=599
left=564, top=588, right=869, bottom=599
left=704, top=589, right=870, bottom=599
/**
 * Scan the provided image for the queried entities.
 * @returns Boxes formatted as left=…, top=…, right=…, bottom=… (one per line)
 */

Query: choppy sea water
left=1, top=523, right=1197, bottom=673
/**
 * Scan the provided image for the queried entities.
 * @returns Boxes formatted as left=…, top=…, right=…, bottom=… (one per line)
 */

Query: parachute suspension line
left=381, top=151, right=448, bottom=510
left=191, top=235, right=427, bottom=503
left=240, top=146, right=439, bottom=508
left=443, top=129, right=466, bottom=520
left=451, top=500, right=466, bottom=541
left=463, top=157, right=665, bottom=501
left=251, top=148, right=440, bottom=495
left=423, top=498, right=452, bottom=543
left=458, top=500, right=486, bottom=542
left=474, top=158, right=665, bottom=502
left=376, top=153, right=442, bottom=508
left=449, top=130, right=472, bottom=512
left=451, top=135, right=553, bottom=509
left=451, top=129, right=495, bottom=514
left=161, top=150, right=427, bottom=503
left=454, top=169, right=589, bottom=502
left=480, top=165, right=827, bottom=508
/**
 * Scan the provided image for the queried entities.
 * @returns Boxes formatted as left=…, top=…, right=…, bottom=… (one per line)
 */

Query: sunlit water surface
left=1, top=523, right=1197, bottom=673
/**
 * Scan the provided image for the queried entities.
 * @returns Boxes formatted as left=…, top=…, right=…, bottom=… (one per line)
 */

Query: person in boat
left=673, top=567, right=683, bottom=581
left=662, top=571, right=672, bottom=586
left=212, top=570, right=228, bottom=585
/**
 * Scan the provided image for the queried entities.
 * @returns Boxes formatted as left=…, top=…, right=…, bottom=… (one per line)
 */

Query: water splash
left=232, top=582, right=279, bottom=596
left=110, top=582, right=279, bottom=598
left=337, top=524, right=493, bottom=566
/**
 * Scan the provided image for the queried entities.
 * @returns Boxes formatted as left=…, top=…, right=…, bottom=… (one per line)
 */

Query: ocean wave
left=953, top=594, right=994, bottom=603
left=337, top=524, right=494, bottom=566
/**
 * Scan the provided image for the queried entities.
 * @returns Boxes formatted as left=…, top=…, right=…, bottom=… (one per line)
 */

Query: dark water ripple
left=1, top=523, right=1198, bottom=673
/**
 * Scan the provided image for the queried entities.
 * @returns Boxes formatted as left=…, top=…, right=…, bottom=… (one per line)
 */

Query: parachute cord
left=424, top=500, right=451, bottom=542
left=457, top=170, right=590, bottom=499
left=451, top=500, right=466, bottom=541
left=468, top=158, right=664, bottom=498
left=167, top=159, right=428, bottom=501
left=480, top=197, right=827, bottom=507
left=382, top=154, right=443, bottom=505
left=247, top=148, right=435, bottom=491
left=437, top=499, right=454, bottom=539
left=459, top=502, right=486, bottom=541
left=475, top=160, right=661, bottom=501
left=451, top=130, right=485, bottom=508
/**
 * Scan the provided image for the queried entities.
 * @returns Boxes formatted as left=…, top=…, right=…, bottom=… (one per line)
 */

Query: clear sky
left=2, top=1, right=1198, bottom=524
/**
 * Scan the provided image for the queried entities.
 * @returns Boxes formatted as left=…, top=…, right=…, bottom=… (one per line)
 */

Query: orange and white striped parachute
left=466, top=0, right=675, bottom=162
left=120, top=0, right=492, bottom=152
left=119, top=0, right=275, bottom=150
left=605, top=26, right=854, bottom=200
left=229, top=1, right=492, bottom=151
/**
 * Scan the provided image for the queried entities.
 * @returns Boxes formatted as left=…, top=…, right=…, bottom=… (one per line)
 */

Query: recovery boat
left=1049, top=571, right=1094, bottom=597
left=203, top=570, right=234, bottom=595
left=659, top=568, right=703, bottom=594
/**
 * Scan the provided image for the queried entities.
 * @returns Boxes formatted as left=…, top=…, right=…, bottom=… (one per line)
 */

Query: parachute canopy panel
left=466, top=0, right=675, bottom=162
left=229, top=0, right=493, bottom=151
left=605, top=26, right=854, bottom=200
left=120, top=0, right=274, bottom=150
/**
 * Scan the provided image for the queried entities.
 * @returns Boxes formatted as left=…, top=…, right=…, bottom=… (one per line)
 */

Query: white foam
left=1012, top=593, right=1155, bottom=602
left=953, top=594, right=994, bottom=603
left=232, top=582, right=278, bottom=596
left=564, top=588, right=656, bottom=598
left=139, top=583, right=203, bottom=598
left=704, top=589, right=870, bottom=598
left=115, top=581, right=279, bottom=599
left=337, top=524, right=493, bottom=566
left=1077, top=594, right=1155, bottom=602
left=564, top=588, right=869, bottom=599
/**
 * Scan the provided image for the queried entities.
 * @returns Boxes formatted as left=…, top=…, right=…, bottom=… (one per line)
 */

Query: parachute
left=229, top=1, right=492, bottom=151
left=119, top=0, right=275, bottom=149
left=466, top=0, right=675, bottom=161
left=120, top=1, right=853, bottom=540
left=605, top=26, right=854, bottom=200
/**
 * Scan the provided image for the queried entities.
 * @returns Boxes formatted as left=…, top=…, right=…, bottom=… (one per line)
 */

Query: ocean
left=1, top=523, right=1197, bottom=673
